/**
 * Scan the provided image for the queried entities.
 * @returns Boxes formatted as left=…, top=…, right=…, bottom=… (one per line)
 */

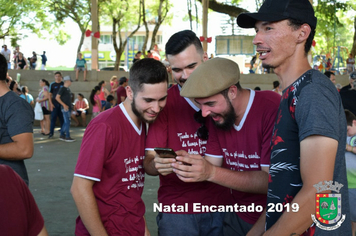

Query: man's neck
left=233, top=89, right=250, bottom=126
left=122, top=99, right=141, bottom=129
left=274, top=57, right=312, bottom=90
left=0, top=81, right=10, bottom=97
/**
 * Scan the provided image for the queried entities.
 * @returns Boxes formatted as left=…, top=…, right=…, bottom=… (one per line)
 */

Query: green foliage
left=314, top=0, right=354, bottom=58
left=0, top=0, right=49, bottom=44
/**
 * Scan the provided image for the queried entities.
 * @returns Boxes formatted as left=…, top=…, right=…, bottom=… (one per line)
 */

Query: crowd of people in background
left=0, top=45, right=48, bottom=71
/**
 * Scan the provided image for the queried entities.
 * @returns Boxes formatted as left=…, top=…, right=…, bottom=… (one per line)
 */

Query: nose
left=252, top=32, right=261, bottom=46
left=152, top=101, right=165, bottom=113
left=182, top=69, right=190, bottom=79
left=200, top=105, right=210, bottom=118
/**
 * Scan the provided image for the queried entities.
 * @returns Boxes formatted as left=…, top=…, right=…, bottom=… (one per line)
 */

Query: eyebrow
left=171, top=62, right=198, bottom=70
left=143, top=95, right=168, bottom=101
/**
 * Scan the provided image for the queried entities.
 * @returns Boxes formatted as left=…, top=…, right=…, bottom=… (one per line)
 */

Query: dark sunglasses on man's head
left=194, top=110, right=209, bottom=140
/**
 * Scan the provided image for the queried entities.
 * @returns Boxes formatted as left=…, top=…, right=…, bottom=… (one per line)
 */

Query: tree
left=0, top=0, right=49, bottom=45
left=100, top=0, right=143, bottom=70
left=47, top=0, right=91, bottom=54
left=141, top=0, right=172, bottom=56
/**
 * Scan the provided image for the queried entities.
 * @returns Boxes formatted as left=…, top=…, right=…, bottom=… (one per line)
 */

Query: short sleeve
left=57, top=87, right=65, bottom=97
left=6, top=99, right=34, bottom=137
left=74, top=122, right=113, bottom=181
left=296, top=82, right=340, bottom=142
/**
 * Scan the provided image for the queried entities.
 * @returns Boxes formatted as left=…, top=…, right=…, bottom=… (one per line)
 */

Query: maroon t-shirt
left=206, top=90, right=280, bottom=224
left=74, top=103, right=146, bottom=235
left=116, top=86, right=127, bottom=102
left=0, top=165, right=44, bottom=236
left=146, top=85, right=230, bottom=213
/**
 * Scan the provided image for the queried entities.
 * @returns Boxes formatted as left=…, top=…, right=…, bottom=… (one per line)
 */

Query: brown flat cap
left=180, top=57, right=240, bottom=98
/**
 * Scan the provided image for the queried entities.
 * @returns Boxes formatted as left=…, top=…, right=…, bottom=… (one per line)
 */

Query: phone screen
left=154, top=148, right=177, bottom=158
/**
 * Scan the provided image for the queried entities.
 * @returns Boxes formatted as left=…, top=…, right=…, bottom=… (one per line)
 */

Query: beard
left=131, top=97, right=155, bottom=124
left=262, top=63, right=274, bottom=70
left=213, top=100, right=237, bottom=131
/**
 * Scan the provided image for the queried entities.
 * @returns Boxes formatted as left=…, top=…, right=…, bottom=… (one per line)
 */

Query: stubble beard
left=213, top=100, right=237, bottom=131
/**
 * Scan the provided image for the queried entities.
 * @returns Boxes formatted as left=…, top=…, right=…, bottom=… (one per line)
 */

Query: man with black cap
left=175, top=57, right=280, bottom=235
left=235, top=0, right=351, bottom=235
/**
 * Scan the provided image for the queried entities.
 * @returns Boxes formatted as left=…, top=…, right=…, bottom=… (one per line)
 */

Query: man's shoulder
left=2, top=92, right=33, bottom=112
left=90, top=106, right=125, bottom=127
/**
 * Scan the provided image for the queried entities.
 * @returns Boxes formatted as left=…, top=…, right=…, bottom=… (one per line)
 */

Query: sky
left=3, top=0, right=256, bottom=68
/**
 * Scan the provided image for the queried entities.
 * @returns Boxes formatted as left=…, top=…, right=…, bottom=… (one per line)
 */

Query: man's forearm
left=0, top=133, right=33, bottom=160
left=263, top=186, right=317, bottom=236
left=210, top=167, right=269, bottom=194
left=71, top=179, right=108, bottom=236
left=143, top=152, right=159, bottom=176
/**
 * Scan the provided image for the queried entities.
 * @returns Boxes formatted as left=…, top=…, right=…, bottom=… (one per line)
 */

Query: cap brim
left=237, top=12, right=288, bottom=28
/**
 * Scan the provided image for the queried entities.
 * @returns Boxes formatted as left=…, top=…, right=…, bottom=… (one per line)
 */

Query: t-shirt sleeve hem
left=299, top=129, right=339, bottom=143
left=205, top=153, right=223, bottom=159
left=74, top=173, right=100, bottom=182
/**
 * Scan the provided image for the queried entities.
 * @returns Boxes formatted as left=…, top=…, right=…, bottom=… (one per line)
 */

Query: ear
left=126, top=86, right=134, bottom=100
left=228, top=85, right=237, bottom=100
left=297, top=24, right=311, bottom=44
left=203, top=52, right=209, bottom=62
left=353, top=120, right=356, bottom=127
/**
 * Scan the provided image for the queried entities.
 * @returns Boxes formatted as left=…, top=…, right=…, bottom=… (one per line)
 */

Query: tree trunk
left=141, top=0, right=150, bottom=57
left=77, top=29, right=86, bottom=54
left=197, top=0, right=248, bottom=17
left=351, top=16, right=356, bottom=57
left=148, top=0, right=169, bottom=52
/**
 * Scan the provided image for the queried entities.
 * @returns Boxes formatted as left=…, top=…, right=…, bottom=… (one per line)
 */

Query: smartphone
left=154, top=147, right=177, bottom=158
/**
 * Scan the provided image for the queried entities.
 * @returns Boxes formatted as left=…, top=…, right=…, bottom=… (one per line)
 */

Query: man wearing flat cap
left=174, top=57, right=281, bottom=235
left=236, top=0, right=352, bottom=235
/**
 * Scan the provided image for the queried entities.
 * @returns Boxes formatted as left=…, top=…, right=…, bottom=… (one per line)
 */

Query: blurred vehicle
left=99, top=66, right=128, bottom=72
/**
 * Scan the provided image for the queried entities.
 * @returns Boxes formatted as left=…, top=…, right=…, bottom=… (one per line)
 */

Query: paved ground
left=28, top=126, right=159, bottom=236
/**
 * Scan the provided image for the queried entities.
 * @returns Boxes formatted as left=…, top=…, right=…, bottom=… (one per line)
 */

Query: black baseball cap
left=237, top=0, right=317, bottom=29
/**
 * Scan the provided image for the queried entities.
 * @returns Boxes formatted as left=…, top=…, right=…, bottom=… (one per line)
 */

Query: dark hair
left=119, top=76, right=128, bottom=85
left=165, top=30, right=204, bottom=56
left=98, top=80, right=105, bottom=87
left=220, top=82, right=242, bottom=99
left=324, top=71, right=335, bottom=78
left=21, top=86, right=29, bottom=94
left=9, top=81, right=17, bottom=91
left=78, top=93, right=84, bottom=99
left=0, top=54, right=7, bottom=80
left=106, top=95, right=114, bottom=102
left=90, top=86, right=101, bottom=105
left=254, top=86, right=261, bottom=91
left=129, top=58, right=168, bottom=95
left=41, top=79, right=50, bottom=87
left=54, top=71, right=62, bottom=76
left=288, top=19, right=315, bottom=55
left=345, top=109, right=356, bottom=126
left=273, top=80, right=280, bottom=89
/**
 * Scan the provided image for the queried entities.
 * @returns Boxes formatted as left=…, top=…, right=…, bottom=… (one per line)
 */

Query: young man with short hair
left=49, top=71, right=64, bottom=139
left=71, top=58, right=168, bottom=236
